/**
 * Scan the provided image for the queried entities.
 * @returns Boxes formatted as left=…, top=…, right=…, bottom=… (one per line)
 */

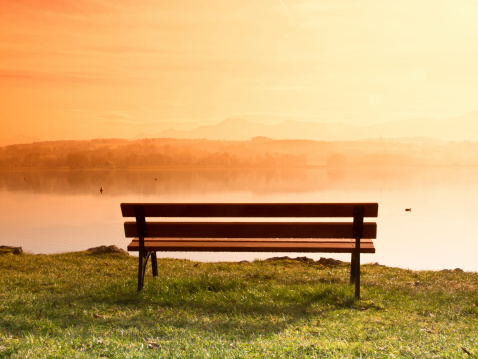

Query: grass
left=0, top=252, right=477, bottom=358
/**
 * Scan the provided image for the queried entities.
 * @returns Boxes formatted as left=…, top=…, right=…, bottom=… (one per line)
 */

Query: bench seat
left=127, top=238, right=375, bottom=253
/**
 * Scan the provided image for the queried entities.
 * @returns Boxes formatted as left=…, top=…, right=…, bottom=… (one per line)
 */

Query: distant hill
left=0, top=135, right=41, bottom=147
left=156, top=110, right=478, bottom=141
left=2, top=136, right=478, bottom=169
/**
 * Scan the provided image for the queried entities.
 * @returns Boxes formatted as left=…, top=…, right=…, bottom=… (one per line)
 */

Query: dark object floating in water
left=405, top=208, right=412, bottom=212
left=100, top=187, right=103, bottom=194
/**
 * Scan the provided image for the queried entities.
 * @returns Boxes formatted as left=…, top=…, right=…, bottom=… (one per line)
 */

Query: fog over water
left=1, top=168, right=477, bottom=271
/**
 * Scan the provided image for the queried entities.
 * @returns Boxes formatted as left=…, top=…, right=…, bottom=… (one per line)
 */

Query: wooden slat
left=128, top=237, right=375, bottom=245
left=124, top=221, right=377, bottom=239
left=121, top=203, right=379, bottom=218
left=127, top=239, right=375, bottom=253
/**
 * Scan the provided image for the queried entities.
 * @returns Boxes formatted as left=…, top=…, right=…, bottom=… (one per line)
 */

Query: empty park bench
left=120, top=203, right=378, bottom=299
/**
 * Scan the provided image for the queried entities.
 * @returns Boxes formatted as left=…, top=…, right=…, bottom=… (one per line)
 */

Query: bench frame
left=121, top=203, right=378, bottom=299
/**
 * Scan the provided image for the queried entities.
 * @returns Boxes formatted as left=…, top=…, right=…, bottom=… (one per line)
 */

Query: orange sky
left=1, top=0, right=478, bottom=141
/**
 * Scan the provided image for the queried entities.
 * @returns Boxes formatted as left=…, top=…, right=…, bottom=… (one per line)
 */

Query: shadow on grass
left=1, top=282, right=363, bottom=340
left=92, top=284, right=356, bottom=338
left=0, top=255, right=382, bottom=341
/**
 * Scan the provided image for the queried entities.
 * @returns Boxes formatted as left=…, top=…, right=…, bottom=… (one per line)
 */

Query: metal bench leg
left=354, top=247, right=360, bottom=300
left=138, top=251, right=152, bottom=291
left=135, top=205, right=149, bottom=291
left=138, top=252, right=144, bottom=291
left=353, top=205, right=364, bottom=300
left=350, top=252, right=356, bottom=284
left=151, top=251, right=158, bottom=277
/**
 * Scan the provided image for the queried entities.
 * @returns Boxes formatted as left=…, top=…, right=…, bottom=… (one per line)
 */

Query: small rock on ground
left=87, top=245, right=128, bottom=255
left=265, top=256, right=343, bottom=265
left=0, top=245, right=23, bottom=255
left=316, top=257, right=343, bottom=266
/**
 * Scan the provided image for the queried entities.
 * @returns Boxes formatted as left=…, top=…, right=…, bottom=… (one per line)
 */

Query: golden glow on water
left=1, top=168, right=477, bottom=271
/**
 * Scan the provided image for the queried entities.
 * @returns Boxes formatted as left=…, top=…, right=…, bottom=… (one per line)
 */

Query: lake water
left=1, top=167, right=477, bottom=271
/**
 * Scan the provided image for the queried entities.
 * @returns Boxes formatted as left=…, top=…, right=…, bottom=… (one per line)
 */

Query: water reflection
left=1, top=167, right=478, bottom=271
left=1, top=169, right=312, bottom=196
left=2, top=167, right=474, bottom=195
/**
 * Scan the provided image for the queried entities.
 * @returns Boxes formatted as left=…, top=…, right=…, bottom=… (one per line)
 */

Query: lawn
left=0, top=252, right=477, bottom=358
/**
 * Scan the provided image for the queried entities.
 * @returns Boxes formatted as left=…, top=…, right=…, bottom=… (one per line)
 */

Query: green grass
left=0, top=252, right=477, bottom=358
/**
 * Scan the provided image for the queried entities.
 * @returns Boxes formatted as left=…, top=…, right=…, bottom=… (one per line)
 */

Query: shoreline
left=2, top=244, right=474, bottom=273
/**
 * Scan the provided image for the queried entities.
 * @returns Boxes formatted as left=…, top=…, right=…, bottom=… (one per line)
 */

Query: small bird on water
left=100, top=187, right=103, bottom=194
left=405, top=208, right=411, bottom=212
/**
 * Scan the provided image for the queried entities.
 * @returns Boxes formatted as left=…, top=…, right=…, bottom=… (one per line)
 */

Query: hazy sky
left=1, top=0, right=478, bottom=141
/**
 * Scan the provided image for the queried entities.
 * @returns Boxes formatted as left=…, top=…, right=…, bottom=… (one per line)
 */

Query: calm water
left=1, top=167, right=477, bottom=271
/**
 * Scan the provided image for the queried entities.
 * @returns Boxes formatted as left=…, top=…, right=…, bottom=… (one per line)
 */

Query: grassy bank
left=0, top=252, right=477, bottom=358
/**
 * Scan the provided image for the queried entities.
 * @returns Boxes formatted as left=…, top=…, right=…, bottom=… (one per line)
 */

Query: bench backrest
left=121, top=203, right=378, bottom=240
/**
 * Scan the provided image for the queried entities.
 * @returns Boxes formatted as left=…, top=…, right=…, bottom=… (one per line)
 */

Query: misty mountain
left=370, top=110, right=478, bottom=140
left=156, top=110, right=478, bottom=141
left=158, top=118, right=368, bottom=141
left=159, top=119, right=271, bottom=140
left=4, top=110, right=478, bottom=146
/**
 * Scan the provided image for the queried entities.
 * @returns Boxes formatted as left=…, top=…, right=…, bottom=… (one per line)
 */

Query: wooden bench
left=121, top=203, right=378, bottom=299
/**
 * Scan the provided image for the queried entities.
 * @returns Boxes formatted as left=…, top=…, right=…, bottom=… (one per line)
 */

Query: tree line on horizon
left=0, top=137, right=477, bottom=169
